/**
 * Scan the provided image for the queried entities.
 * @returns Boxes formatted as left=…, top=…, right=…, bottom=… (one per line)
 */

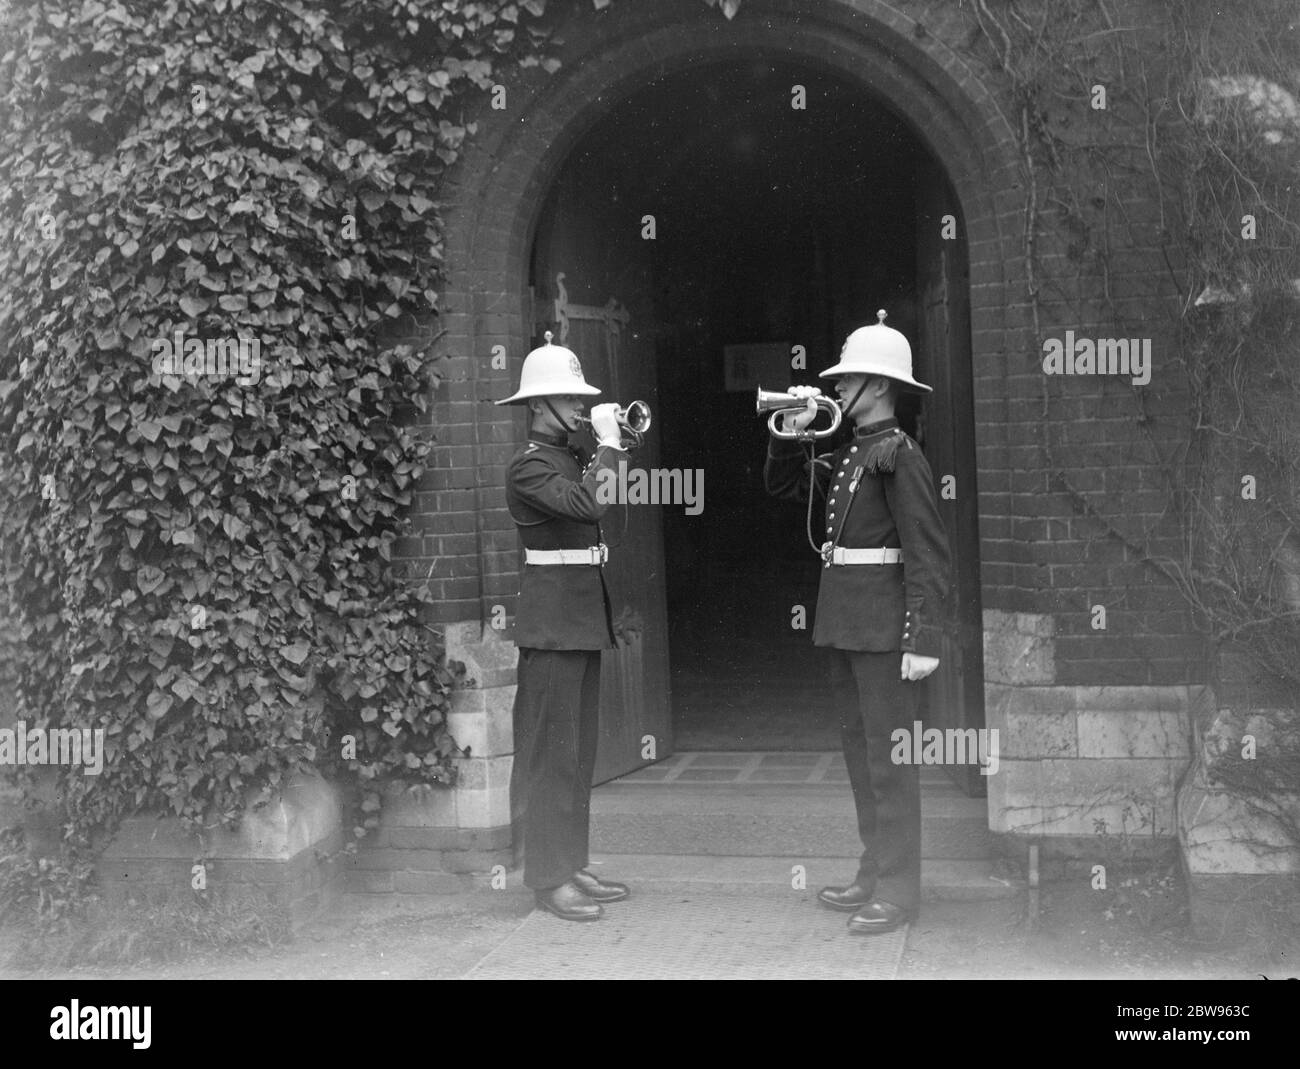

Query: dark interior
left=540, top=58, right=936, bottom=750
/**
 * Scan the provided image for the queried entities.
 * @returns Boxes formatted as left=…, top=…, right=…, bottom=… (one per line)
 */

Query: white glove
left=588, top=402, right=622, bottom=446
left=901, top=653, right=940, bottom=681
left=779, top=386, right=821, bottom=434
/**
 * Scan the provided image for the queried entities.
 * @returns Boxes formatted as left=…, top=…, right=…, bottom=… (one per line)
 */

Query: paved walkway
left=6, top=887, right=1273, bottom=979
left=465, top=890, right=907, bottom=979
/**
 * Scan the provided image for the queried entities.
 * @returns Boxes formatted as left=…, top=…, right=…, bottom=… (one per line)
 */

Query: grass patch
left=1, top=826, right=292, bottom=971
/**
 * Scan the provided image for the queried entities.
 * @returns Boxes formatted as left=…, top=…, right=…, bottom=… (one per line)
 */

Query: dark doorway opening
left=531, top=57, right=983, bottom=763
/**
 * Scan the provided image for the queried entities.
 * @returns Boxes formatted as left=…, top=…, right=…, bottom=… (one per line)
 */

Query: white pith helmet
left=495, top=331, right=602, bottom=405
left=819, top=309, right=931, bottom=393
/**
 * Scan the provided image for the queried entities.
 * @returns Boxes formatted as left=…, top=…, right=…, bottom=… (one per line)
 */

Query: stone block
left=984, top=682, right=1079, bottom=717
left=982, top=609, right=1056, bottom=684
left=1178, top=709, right=1300, bottom=878
left=446, top=684, right=516, bottom=757
left=387, top=827, right=464, bottom=852
left=440, top=848, right=512, bottom=874
left=456, top=784, right=512, bottom=829
left=381, top=782, right=457, bottom=827
left=450, top=754, right=511, bottom=791
left=997, top=709, right=1077, bottom=759
left=344, top=869, right=396, bottom=894
left=101, top=773, right=341, bottom=864
left=393, top=871, right=473, bottom=894
left=1202, top=706, right=1296, bottom=769
left=1077, top=709, right=1190, bottom=759
left=344, top=848, right=430, bottom=872
left=989, top=756, right=1179, bottom=838
left=384, top=825, right=513, bottom=852
left=445, top=620, right=519, bottom=690
left=92, top=774, right=342, bottom=932
left=1075, top=685, right=1202, bottom=713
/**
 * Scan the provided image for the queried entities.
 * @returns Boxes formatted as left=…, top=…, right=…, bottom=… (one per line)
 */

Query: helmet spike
left=543, top=330, right=554, bottom=344
left=876, top=309, right=887, bottom=324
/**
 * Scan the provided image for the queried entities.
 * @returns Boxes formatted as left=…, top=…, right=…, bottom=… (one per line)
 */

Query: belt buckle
left=593, top=543, right=608, bottom=566
left=819, top=540, right=834, bottom=565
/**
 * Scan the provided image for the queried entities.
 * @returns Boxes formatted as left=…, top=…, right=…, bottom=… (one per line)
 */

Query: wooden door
left=914, top=158, right=987, bottom=797
left=529, top=174, right=673, bottom=783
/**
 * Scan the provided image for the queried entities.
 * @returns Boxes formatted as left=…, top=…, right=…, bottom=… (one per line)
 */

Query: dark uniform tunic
left=506, top=429, right=623, bottom=891
left=765, top=415, right=951, bottom=910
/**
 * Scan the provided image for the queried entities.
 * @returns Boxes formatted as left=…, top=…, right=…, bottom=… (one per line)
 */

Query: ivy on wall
left=0, top=0, right=572, bottom=862
left=968, top=0, right=1300, bottom=696
left=0, top=0, right=739, bottom=920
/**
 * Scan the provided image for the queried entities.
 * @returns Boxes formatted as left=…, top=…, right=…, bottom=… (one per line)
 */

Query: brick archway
left=433, top=0, right=1023, bottom=616
left=421, top=0, right=1027, bottom=831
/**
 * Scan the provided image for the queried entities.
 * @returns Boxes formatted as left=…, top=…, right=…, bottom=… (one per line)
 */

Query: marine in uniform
left=496, top=332, right=632, bottom=922
left=764, top=311, right=952, bottom=935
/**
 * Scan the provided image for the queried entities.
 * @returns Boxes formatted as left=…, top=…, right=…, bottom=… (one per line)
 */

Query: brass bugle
left=579, top=400, right=652, bottom=447
left=756, top=387, right=843, bottom=439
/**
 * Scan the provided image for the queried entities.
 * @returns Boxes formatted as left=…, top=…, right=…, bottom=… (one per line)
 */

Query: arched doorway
left=529, top=56, right=983, bottom=785
left=433, top=2, right=1022, bottom=797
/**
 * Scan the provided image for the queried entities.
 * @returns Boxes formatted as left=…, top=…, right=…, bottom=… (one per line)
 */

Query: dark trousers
left=829, top=649, right=922, bottom=910
left=510, top=647, right=602, bottom=891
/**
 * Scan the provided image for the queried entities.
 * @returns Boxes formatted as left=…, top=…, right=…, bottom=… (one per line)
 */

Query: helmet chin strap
left=839, top=377, right=872, bottom=425
left=543, top=397, right=577, bottom=435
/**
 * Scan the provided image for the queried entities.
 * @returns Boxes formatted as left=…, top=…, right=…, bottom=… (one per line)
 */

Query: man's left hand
left=901, top=653, right=939, bottom=681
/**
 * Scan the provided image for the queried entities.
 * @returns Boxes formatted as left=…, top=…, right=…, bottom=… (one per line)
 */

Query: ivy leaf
left=279, top=640, right=310, bottom=665
left=179, top=296, right=209, bottom=317
left=136, top=565, right=165, bottom=594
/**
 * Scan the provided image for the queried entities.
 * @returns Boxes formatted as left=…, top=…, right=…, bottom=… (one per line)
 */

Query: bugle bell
left=579, top=400, right=652, bottom=448
left=756, top=387, right=843, bottom=440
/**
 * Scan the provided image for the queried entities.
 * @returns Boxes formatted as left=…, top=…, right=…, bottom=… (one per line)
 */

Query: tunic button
left=828, top=513, right=835, bottom=519
left=841, top=459, right=850, bottom=466
left=850, top=446, right=858, bottom=454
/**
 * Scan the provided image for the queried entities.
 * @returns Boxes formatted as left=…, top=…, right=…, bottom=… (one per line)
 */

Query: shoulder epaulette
left=862, top=428, right=907, bottom=474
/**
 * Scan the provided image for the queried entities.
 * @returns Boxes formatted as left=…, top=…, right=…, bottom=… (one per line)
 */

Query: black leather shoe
left=847, top=899, right=916, bottom=935
left=535, top=880, right=605, bottom=922
left=818, top=881, right=875, bottom=912
left=571, top=869, right=630, bottom=903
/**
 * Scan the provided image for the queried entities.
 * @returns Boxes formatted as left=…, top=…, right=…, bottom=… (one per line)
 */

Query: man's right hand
left=588, top=402, right=622, bottom=444
left=778, top=386, right=822, bottom=435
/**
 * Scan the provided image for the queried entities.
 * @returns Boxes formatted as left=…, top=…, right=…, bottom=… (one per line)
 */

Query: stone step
left=590, top=781, right=991, bottom=859
left=584, top=854, right=1022, bottom=901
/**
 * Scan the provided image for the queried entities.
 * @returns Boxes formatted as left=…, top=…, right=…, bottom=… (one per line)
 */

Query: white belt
left=821, top=545, right=903, bottom=565
left=525, top=545, right=608, bottom=566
